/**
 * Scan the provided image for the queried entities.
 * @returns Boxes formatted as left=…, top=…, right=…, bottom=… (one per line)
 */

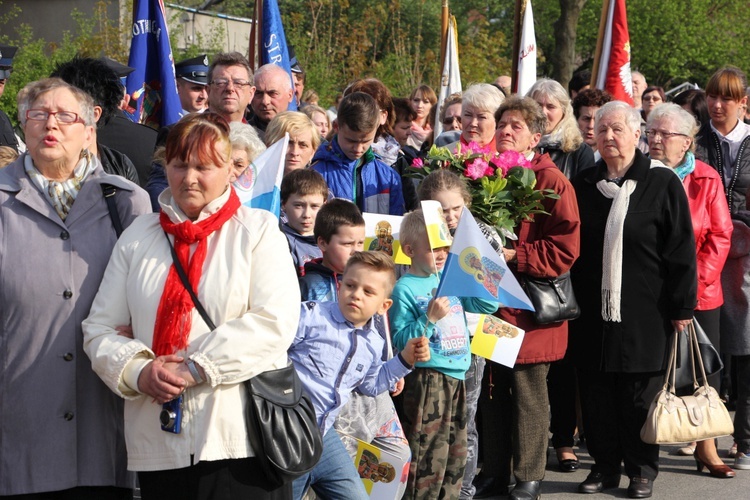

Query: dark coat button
left=64, top=412, right=74, bottom=421
left=63, top=290, right=73, bottom=299
left=60, top=231, right=70, bottom=240
left=63, top=352, right=74, bottom=361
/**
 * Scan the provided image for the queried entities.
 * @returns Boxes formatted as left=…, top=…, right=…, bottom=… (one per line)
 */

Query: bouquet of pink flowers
left=409, top=141, right=558, bottom=239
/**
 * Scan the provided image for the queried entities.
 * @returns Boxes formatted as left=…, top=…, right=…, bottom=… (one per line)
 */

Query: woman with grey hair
left=0, top=77, right=151, bottom=497
left=527, top=78, right=595, bottom=179
left=569, top=101, right=697, bottom=498
left=453, top=83, right=505, bottom=153
left=647, top=103, right=733, bottom=476
left=228, top=121, right=266, bottom=180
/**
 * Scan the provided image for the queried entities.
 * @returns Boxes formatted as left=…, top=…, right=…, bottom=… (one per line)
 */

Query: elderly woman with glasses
left=0, top=77, right=151, bottom=497
left=569, top=101, right=697, bottom=499
left=646, top=103, right=734, bottom=477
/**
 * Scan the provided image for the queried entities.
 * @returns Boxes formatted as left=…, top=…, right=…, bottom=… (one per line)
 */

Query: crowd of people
left=1, top=43, right=750, bottom=500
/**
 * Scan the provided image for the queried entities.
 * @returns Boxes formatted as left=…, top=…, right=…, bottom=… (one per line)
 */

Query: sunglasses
left=442, top=116, right=461, bottom=126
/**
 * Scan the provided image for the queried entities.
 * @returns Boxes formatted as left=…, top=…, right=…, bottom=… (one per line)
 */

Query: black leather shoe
left=627, top=477, right=653, bottom=498
left=473, top=476, right=513, bottom=499
left=509, top=480, right=541, bottom=500
left=558, top=458, right=580, bottom=472
left=578, top=472, right=620, bottom=494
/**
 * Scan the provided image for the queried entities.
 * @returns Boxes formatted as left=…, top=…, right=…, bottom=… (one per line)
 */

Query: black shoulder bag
left=163, top=232, right=322, bottom=487
left=520, top=271, right=580, bottom=325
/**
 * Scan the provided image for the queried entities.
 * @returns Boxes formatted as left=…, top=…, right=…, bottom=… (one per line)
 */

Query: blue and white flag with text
left=234, top=133, right=288, bottom=218
left=125, top=0, right=181, bottom=128
left=261, top=0, right=297, bottom=111
left=436, top=208, right=533, bottom=310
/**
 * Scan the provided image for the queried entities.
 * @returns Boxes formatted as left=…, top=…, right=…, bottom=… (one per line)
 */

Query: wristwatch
left=186, top=359, right=204, bottom=384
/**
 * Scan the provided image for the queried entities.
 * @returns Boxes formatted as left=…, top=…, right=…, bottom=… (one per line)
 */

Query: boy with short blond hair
left=290, top=251, right=430, bottom=500
left=280, top=168, right=328, bottom=276
left=311, top=92, right=405, bottom=215
left=391, top=209, right=499, bottom=500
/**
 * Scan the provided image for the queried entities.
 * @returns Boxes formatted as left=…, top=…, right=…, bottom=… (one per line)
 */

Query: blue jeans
left=292, top=428, right=368, bottom=500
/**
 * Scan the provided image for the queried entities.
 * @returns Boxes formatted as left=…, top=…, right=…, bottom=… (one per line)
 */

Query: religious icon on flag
left=435, top=208, right=533, bottom=310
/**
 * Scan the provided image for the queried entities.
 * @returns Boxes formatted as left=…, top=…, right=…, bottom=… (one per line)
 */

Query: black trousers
left=548, top=356, right=578, bottom=449
left=577, top=369, right=663, bottom=480
left=138, top=458, right=290, bottom=500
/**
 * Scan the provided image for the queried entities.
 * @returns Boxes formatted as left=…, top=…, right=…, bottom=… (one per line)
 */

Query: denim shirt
left=289, top=301, right=412, bottom=434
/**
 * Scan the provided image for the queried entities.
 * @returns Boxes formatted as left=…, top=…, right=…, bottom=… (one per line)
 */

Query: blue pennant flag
left=435, top=208, right=534, bottom=310
left=261, top=0, right=297, bottom=111
left=125, top=0, right=182, bottom=128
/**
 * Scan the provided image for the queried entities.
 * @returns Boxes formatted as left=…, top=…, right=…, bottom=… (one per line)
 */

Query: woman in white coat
left=83, top=112, right=301, bottom=500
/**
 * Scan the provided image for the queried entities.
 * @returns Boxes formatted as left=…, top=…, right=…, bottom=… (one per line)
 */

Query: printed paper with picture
left=351, top=436, right=409, bottom=499
left=363, top=213, right=410, bottom=265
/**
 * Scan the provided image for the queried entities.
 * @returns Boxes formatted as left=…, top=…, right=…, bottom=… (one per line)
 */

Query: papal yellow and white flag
left=467, top=313, right=525, bottom=368
left=421, top=200, right=453, bottom=250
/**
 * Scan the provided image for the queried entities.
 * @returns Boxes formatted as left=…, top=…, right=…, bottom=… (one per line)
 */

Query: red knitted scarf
left=152, top=188, right=241, bottom=356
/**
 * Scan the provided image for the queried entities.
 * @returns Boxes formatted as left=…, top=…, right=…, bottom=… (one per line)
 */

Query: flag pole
left=249, top=0, right=264, bottom=70
left=510, top=0, right=523, bottom=94
left=590, top=0, right=611, bottom=88
left=440, top=0, right=449, bottom=80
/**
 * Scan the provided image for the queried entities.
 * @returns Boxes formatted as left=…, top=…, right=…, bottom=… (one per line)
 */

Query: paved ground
left=480, top=432, right=749, bottom=499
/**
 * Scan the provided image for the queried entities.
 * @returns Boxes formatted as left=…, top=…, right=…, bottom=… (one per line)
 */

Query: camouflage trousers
left=400, top=368, right=468, bottom=500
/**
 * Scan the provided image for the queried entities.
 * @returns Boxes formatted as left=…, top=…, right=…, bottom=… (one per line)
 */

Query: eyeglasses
left=642, top=95, right=663, bottom=102
left=26, top=109, right=84, bottom=125
left=210, top=78, right=252, bottom=89
left=443, top=116, right=461, bottom=126
left=645, top=129, right=687, bottom=140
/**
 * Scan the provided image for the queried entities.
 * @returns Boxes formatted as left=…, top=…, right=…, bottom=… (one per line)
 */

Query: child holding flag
left=416, top=169, right=502, bottom=499
left=390, top=208, right=498, bottom=500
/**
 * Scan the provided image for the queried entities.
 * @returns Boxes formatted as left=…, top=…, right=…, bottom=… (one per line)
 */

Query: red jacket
left=684, top=159, right=732, bottom=310
left=498, top=153, right=581, bottom=364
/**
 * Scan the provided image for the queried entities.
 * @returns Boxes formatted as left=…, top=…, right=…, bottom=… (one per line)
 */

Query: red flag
left=593, top=0, right=633, bottom=105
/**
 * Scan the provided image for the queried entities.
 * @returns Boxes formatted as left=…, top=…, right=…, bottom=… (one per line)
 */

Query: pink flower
left=465, top=141, right=483, bottom=154
left=464, top=158, right=490, bottom=180
left=492, top=150, right=533, bottom=175
left=411, top=157, right=424, bottom=168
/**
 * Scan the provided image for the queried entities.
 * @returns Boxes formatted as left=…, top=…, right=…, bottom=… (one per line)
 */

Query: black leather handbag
left=165, top=233, right=323, bottom=487
left=520, top=271, right=580, bottom=324
left=675, top=319, right=723, bottom=390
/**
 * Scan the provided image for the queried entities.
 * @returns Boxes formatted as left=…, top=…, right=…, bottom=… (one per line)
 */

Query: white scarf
left=24, top=150, right=98, bottom=221
left=596, top=159, right=668, bottom=322
left=596, top=178, right=636, bottom=322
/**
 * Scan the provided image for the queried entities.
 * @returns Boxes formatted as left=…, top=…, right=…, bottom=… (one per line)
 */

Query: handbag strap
left=664, top=330, right=679, bottom=392
left=101, top=184, right=124, bottom=238
left=687, top=321, right=711, bottom=389
left=163, top=231, right=217, bottom=331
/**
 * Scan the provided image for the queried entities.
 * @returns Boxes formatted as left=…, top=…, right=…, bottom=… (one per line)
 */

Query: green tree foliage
left=0, top=1, right=131, bottom=126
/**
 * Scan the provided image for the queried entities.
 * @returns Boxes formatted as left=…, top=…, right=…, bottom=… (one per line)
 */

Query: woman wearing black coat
left=569, top=101, right=697, bottom=499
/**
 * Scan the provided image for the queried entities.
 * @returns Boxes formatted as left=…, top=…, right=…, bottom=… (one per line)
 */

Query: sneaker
left=734, top=452, right=750, bottom=470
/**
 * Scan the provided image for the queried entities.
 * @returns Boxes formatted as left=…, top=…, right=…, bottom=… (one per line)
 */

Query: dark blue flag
left=125, top=0, right=182, bottom=128
left=261, top=0, right=297, bottom=111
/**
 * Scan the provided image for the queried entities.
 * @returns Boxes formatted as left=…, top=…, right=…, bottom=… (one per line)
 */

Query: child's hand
left=402, top=337, right=431, bottom=366
left=426, top=296, right=451, bottom=323
left=391, top=378, right=405, bottom=396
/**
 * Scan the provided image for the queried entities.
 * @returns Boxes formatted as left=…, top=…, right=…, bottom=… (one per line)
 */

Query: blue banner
left=125, top=0, right=182, bottom=128
left=261, top=0, right=297, bottom=111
